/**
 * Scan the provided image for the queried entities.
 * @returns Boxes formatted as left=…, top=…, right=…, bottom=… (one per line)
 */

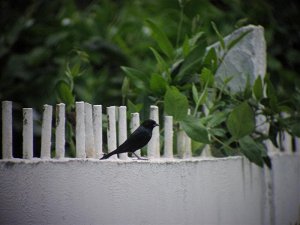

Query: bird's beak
left=154, top=123, right=159, bottom=127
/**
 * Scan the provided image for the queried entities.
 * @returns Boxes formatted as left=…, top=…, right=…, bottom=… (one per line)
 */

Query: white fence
left=1, top=101, right=299, bottom=160
left=1, top=101, right=192, bottom=160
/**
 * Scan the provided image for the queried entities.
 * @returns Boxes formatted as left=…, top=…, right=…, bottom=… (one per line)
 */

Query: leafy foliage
left=164, top=86, right=188, bottom=121
left=226, top=102, right=255, bottom=139
left=123, top=19, right=300, bottom=167
left=181, top=116, right=210, bottom=144
left=239, top=135, right=265, bottom=167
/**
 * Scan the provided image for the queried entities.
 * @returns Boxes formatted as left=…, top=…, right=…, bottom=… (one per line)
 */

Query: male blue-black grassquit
left=100, top=119, right=159, bottom=160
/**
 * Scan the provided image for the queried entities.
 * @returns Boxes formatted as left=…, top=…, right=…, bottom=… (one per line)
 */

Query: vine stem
left=212, top=135, right=236, bottom=153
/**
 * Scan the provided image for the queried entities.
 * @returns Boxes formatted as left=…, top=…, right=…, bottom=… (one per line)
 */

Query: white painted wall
left=0, top=155, right=299, bottom=225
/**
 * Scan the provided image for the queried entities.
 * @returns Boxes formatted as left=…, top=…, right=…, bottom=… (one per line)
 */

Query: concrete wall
left=0, top=155, right=299, bottom=225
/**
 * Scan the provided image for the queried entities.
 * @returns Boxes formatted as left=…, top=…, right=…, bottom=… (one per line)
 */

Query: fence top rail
left=0, top=154, right=297, bottom=165
left=0, top=155, right=248, bottom=164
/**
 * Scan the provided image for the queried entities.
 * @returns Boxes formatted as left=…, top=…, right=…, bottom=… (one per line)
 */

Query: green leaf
left=150, top=47, right=168, bottom=73
left=176, top=44, right=206, bottom=82
left=263, top=156, right=272, bottom=169
left=146, top=20, right=174, bottom=59
left=253, top=76, right=263, bottom=101
left=200, top=67, right=214, bottom=87
left=27, top=47, right=50, bottom=66
left=226, top=102, right=255, bottom=138
left=223, top=75, right=234, bottom=85
left=239, top=135, right=265, bottom=167
left=192, top=83, right=199, bottom=104
left=70, top=62, right=81, bottom=77
left=150, top=73, right=167, bottom=96
left=193, top=83, right=208, bottom=116
left=65, top=63, right=72, bottom=79
left=189, top=31, right=205, bottom=47
left=235, top=18, right=249, bottom=28
left=198, top=85, right=208, bottom=105
left=269, top=122, right=279, bottom=148
left=210, top=128, right=226, bottom=137
left=278, top=105, right=293, bottom=114
left=181, top=115, right=210, bottom=143
left=170, top=59, right=183, bottom=79
left=75, top=50, right=90, bottom=63
left=207, top=111, right=228, bottom=128
left=291, top=123, right=300, bottom=137
left=244, top=76, right=252, bottom=99
left=56, top=80, right=75, bottom=107
left=127, top=99, right=143, bottom=114
left=211, top=21, right=225, bottom=50
left=265, top=77, right=276, bottom=98
left=121, top=77, right=130, bottom=99
left=164, top=86, right=188, bottom=121
left=203, top=47, right=218, bottom=72
left=65, top=50, right=90, bottom=78
left=121, top=66, right=149, bottom=82
left=182, top=35, right=190, bottom=57
left=121, top=66, right=149, bottom=86
left=265, top=78, right=278, bottom=112
left=269, top=97, right=278, bottom=113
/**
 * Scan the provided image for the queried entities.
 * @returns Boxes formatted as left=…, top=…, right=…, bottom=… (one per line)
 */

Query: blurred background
left=0, top=0, right=299, bottom=157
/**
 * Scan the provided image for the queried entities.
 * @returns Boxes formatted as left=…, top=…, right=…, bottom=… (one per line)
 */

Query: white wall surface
left=0, top=155, right=299, bottom=225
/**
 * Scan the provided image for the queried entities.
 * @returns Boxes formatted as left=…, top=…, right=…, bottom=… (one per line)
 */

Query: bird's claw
left=132, top=152, right=148, bottom=160
left=132, top=157, right=149, bottom=160
left=135, top=157, right=148, bottom=160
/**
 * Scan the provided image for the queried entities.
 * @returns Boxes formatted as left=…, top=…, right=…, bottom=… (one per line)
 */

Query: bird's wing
left=117, top=127, right=151, bottom=153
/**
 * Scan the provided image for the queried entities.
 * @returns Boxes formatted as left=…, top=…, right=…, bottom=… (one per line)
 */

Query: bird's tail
left=100, top=151, right=115, bottom=160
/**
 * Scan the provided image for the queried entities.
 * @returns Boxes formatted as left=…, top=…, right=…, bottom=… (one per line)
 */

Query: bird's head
left=141, top=119, right=159, bottom=129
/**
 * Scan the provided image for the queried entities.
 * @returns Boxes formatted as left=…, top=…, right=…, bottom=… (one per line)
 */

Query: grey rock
left=209, top=25, right=266, bottom=93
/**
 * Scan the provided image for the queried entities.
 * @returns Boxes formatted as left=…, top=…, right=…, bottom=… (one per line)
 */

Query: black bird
left=100, top=119, right=159, bottom=160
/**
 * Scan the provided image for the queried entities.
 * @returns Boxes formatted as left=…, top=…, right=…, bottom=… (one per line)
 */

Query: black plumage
left=100, top=119, right=159, bottom=160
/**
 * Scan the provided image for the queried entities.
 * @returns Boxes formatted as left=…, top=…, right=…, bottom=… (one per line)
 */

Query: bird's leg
left=132, top=152, right=148, bottom=160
